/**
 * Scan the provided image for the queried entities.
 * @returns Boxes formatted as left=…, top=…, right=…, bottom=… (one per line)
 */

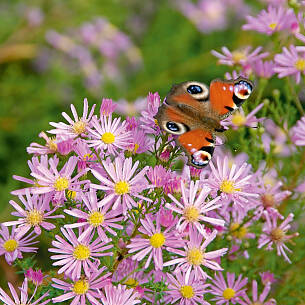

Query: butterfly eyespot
left=191, top=150, right=211, bottom=167
left=164, top=121, right=188, bottom=135
left=234, top=80, right=253, bottom=100
left=187, top=85, right=203, bottom=94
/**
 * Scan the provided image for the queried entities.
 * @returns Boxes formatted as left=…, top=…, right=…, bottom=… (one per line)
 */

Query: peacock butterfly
left=155, top=77, right=254, bottom=168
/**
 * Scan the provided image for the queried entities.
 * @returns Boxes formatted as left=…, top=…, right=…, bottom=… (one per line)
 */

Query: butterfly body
left=155, top=77, right=253, bottom=168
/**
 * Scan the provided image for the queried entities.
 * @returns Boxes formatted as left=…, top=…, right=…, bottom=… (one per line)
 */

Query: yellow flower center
left=270, top=228, right=285, bottom=241
left=67, top=190, right=77, bottom=199
left=150, top=233, right=166, bottom=248
left=269, top=22, right=277, bottom=30
left=134, top=143, right=139, bottom=153
left=187, top=247, right=203, bottom=266
left=73, top=120, right=87, bottom=135
left=72, top=279, right=89, bottom=295
left=230, top=222, right=248, bottom=239
left=114, top=181, right=130, bottom=195
left=180, top=285, right=194, bottom=299
left=124, top=277, right=139, bottom=288
left=3, top=239, right=18, bottom=252
left=26, top=209, right=43, bottom=226
left=54, top=177, right=69, bottom=191
left=73, top=244, right=91, bottom=260
left=88, top=211, right=105, bottom=227
left=223, top=288, right=236, bottom=299
left=261, top=193, right=275, bottom=208
left=220, top=180, right=240, bottom=194
left=101, top=132, right=115, bottom=144
left=48, top=138, right=58, bottom=152
left=183, top=206, right=200, bottom=223
left=295, top=58, right=305, bottom=71
left=231, top=113, right=247, bottom=127
left=232, top=51, right=246, bottom=64
left=154, top=119, right=159, bottom=126
left=83, top=153, right=94, bottom=161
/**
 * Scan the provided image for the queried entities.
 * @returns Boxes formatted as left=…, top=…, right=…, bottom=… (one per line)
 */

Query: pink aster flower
left=48, top=98, right=96, bottom=138
left=274, top=45, right=305, bottom=83
left=0, top=225, right=38, bottom=265
left=64, top=189, right=123, bottom=242
left=87, top=115, right=131, bottom=155
left=209, top=272, right=248, bottom=305
left=258, top=211, right=298, bottom=263
left=127, top=213, right=184, bottom=270
left=147, top=165, right=171, bottom=188
left=164, top=228, right=227, bottom=280
left=242, top=6, right=297, bottom=35
left=166, top=180, right=224, bottom=235
left=125, top=116, right=139, bottom=131
left=139, top=92, right=161, bottom=135
left=25, top=268, right=45, bottom=286
left=260, top=271, right=276, bottom=286
left=27, top=131, right=62, bottom=155
left=211, top=46, right=268, bottom=67
left=291, top=116, right=305, bottom=146
left=91, top=157, right=151, bottom=214
left=126, top=129, right=153, bottom=154
left=0, top=278, right=50, bottom=305
left=73, top=138, right=98, bottom=172
left=206, top=156, right=259, bottom=210
left=252, top=60, right=275, bottom=78
left=12, top=156, right=88, bottom=203
left=3, top=191, right=64, bottom=236
left=100, top=284, right=141, bottom=305
left=240, top=280, right=276, bottom=305
left=164, top=268, right=210, bottom=305
left=49, top=227, right=113, bottom=280
left=100, top=98, right=117, bottom=117
left=52, top=266, right=111, bottom=305
left=221, top=102, right=265, bottom=130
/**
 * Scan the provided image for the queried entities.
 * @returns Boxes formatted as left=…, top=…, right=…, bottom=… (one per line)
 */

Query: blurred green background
left=1, top=1, right=305, bottom=303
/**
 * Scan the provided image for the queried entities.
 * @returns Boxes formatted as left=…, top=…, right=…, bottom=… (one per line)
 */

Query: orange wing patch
left=209, top=80, right=235, bottom=116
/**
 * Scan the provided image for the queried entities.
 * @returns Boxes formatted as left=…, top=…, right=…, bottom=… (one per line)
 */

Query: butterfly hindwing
left=209, top=77, right=253, bottom=118
left=177, top=129, right=215, bottom=168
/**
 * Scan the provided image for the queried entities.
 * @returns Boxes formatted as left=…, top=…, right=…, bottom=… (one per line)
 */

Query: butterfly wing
left=209, top=77, right=253, bottom=119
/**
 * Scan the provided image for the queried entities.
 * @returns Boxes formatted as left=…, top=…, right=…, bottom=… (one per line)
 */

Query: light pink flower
left=165, top=268, right=210, bottom=305
left=0, top=278, right=50, bottom=305
left=258, top=211, right=298, bottom=263
left=48, top=98, right=96, bottom=138
left=64, top=189, right=123, bottom=242
left=127, top=213, right=184, bottom=270
left=164, top=228, right=227, bottom=280
left=166, top=180, right=224, bottom=235
left=91, top=157, right=151, bottom=214
left=25, top=268, right=45, bottom=286
left=3, top=191, right=64, bottom=236
left=0, top=225, right=38, bottom=265
left=291, top=116, right=305, bottom=146
left=100, top=98, right=117, bottom=117
left=49, top=227, right=113, bottom=280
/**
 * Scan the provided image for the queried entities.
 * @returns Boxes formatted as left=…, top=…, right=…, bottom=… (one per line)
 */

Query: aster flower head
left=0, top=225, right=38, bottom=265
left=206, top=156, right=259, bottom=210
left=147, top=165, right=172, bottom=188
left=242, top=6, right=297, bottom=35
left=25, top=268, right=45, bottom=286
left=211, top=46, right=268, bottom=67
left=49, top=227, right=113, bottom=280
left=258, top=211, right=298, bottom=263
left=87, top=115, right=132, bottom=155
left=27, top=131, right=61, bottom=155
left=260, top=271, right=276, bottom=285
left=127, top=213, right=184, bottom=270
left=291, top=116, right=305, bottom=146
left=126, top=128, right=153, bottom=154
left=12, top=155, right=88, bottom=204
left=164, top=228, right=228, bottom=280
left=274, top=45, right=305, bottom=83
left=209, top=272, right=248, bottom=305
left=48, top=98, right=96, bottom=138
left=221, top=102, right=265, bottom=130
left=64, top=189, right=123, bottom=242
left=3, top=191, right=64, bottom=236
left=52, top=266, right=111, bottom=304
left=91, top=157, right=151, bottom=214
left=0, top=278, right=50, bottom=305
left=166, top=180, right=225, bottom=235
left=240, top=279, right=276, bottom=305
left=100, top=284, right=141, bottom=305
left=252, top=60, right=275, bottom=79
left=165, top=268, right=210, bottom=305
left=100, top=98, right=117, bottom=117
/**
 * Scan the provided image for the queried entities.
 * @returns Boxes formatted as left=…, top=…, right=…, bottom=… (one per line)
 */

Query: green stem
left=286, top=77, right=304, bottom=115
